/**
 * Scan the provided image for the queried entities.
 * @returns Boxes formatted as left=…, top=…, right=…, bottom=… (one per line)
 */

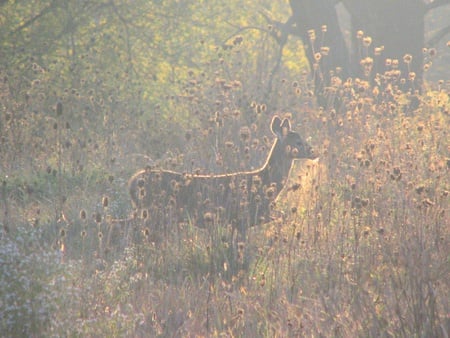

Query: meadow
left=0, top=12, right=449, bottom=336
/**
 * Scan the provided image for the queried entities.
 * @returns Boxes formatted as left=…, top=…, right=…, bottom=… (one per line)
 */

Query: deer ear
left=281, top=119, right=291, bottom=135
left=271, top=116, right=283, bottom=138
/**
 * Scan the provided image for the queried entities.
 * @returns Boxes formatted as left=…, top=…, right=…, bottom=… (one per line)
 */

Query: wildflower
left=361, top=57, right=373, bottom=66
left=374, top=46, right=384, bottom=56
left=143, top=228, right=150, bottom=237
left=362, top=36, right=372, bottom=47
left=170, top=179, right=179, bottom=191
left=233, top=35, right=243, bottom=45
left=232, top=80, right=242, bottom=88
left=372, top=86, right=380, bottom=97
left=363, top=227, right=370, bottom=237
left=252, top=175, right=262, bottom=187
left=415, top=185, right=425, bottom=194
left=352, top=196, right=367, bottom=209
left=403, top=54, right=412, bottom=64
left=239, top=126, right=251, bottom=142
left=390, top=167, right=402, bottom=181
left=94, top=212, right=102, bottom=224
left=265, top=186, right=276, bottom=199
left=102, top=196, right=109, bottom=208
left=320, top=46, right=330, bottom=56
left=314, top=52, right=322, bottom=62
left=185, top=131, right=192, bottom=141
left=168, top=196, right=176, bottom=207
left=137, top=178, right=146, bottom=188
left=56, top=101, right=62, bottom=116
left=203, top=212, right=214, bottom=223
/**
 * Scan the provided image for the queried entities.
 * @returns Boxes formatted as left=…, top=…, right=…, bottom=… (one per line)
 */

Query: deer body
left=128, top=116, right=315, bottom=231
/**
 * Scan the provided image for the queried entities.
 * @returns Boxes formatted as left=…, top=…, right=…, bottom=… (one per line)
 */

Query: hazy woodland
left=0, top=1, right=449, bottom=336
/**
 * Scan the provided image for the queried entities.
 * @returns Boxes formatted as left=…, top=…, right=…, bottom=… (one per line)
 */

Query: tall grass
left=0, top=37, right=449, bottom=337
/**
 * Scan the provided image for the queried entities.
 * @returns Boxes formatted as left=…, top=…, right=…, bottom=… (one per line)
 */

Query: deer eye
left=295, top=140, right=304, bottom=149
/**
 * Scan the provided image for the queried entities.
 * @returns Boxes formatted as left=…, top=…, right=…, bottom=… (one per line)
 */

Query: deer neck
left=261, top=139, right=292, bottom=189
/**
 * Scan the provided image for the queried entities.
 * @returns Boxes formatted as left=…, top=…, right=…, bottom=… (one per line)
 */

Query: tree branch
left=426, top=0, right=450, bottom=12
left=110, top=0, right=134, bottom=72
left=426, top=24, right=450, bottom=46
left=12, top=1, right=57, bottom=35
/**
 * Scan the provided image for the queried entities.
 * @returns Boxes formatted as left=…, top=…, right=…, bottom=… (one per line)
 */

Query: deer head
left=263, top=116, right=316, bottom=191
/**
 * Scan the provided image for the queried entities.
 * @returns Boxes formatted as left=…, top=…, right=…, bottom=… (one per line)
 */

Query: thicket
left=0, top=1, right=449, bottom=337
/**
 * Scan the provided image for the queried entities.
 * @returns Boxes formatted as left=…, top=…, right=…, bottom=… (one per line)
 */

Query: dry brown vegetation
left=0, top=4, right=449, bottom=336
left=2, top=57, right=448, bottom=337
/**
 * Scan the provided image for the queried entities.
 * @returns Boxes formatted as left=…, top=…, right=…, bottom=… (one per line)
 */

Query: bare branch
left=110, top=0, right=134, bottom=72
left=222, top=26, right=272, bottom=47
left=426, top=0, right=450, bottom=12
left=12, top=0, right=57, bottom=35
left=426, top=24, right=450, bottom=46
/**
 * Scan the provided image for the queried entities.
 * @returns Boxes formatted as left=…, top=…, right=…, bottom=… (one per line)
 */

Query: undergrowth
left=1, top=31, right=449, bottom=337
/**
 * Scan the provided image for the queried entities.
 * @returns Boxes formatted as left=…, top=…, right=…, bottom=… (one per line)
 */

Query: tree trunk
left=343, top=0, right=425, bottom=83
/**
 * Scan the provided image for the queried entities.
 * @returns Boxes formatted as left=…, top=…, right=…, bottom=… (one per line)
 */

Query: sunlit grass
left=1, top=35, right=449, bottom=337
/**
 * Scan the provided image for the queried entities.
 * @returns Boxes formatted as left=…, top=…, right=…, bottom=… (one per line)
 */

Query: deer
left=128, top=115, right=316, bottom=236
